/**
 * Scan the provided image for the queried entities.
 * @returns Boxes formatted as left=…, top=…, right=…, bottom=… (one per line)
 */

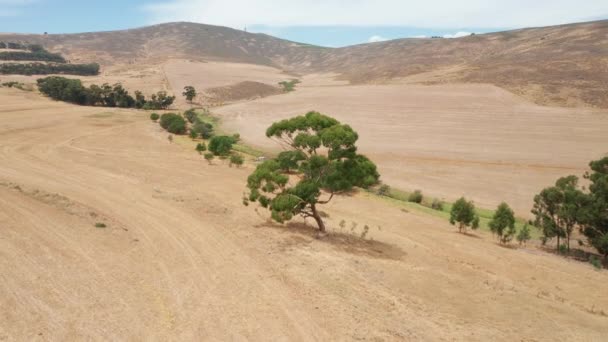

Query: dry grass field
left=1, top=88, right=607, bottom=340
left=217, top=81, right=608, bottom=216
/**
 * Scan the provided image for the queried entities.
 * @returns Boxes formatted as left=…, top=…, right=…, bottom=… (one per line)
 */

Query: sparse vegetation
left=278, top=79, right=300, bottom=92
left=150, top=113, right=159, bottom=121
left=408, top=190, right=423, bottom=203
left=450, top=197, right=480, bottom=233
left=204, top=152, right=215, bottom=164
left=377, top=184, right=391, bottom=196
left=244, top=111, right=379, bottom=233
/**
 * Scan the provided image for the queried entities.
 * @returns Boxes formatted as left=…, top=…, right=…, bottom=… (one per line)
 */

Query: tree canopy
left=450, top=197, right=480, bottom=233
left=244, top=111, right=379, bottom=232
left=489, top=202, right=516, bottom=244
left=182, top=86, right=197, bottom=102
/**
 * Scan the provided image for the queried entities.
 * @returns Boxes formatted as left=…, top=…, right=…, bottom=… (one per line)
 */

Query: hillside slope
left=1, top=20, right=607, bottom=107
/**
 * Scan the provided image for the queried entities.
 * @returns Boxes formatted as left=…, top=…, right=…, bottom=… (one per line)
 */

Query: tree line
left=0, top=62, right=100, bottom=76
left=37, top=76, right=175, bottom=109
left=0, top=50, right=66, bottom=63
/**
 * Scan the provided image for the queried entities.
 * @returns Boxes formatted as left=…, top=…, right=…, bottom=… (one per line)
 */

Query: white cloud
left=443, top=31, right=474, bottom=38
left=142, top=0, right=608, bottom=29
left=410, top=35, right=428, bottom=38
left=368, top=35, right=388, bottom=43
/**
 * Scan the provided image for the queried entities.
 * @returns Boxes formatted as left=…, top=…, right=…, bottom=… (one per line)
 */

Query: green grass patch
left=369, top=187, right=541, bottom=238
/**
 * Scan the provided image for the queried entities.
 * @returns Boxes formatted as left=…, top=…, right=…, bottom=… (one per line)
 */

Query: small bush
left=408, top=190, right=423, bottom=203
left=229, top=154, right=244, bottom=167
left=431, top=199, right=444, bottom=211
left=189, top=130, right=198, bottom=140
left=196, top=143, right=207, bottom=153
left=150, top=113, right=159, bottom=121
left=377, top=184, right=390, bottom=196
left=558, top=244, right=568, bottom=254
left=159, top=113, right=181, bottom=129
left=204, top=152, right=215, bottom=164
left=95, top=222, right=106, bottom=228
left=589, top=256, right=602, bottom=270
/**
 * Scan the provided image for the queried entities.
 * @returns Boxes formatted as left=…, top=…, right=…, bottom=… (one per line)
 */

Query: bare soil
left=1, top=88, right=607, bottom=340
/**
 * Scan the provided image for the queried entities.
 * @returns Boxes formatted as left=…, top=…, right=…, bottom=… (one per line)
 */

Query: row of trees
left=532, top=158, right=608, bottom=258
left=0, top=50, right=66, bottom=63
left=0, top=62, right=99, bottom=76
left=37, top=76, right=174, bottom=109
left=0, top=42, right=39, bottom=50
left=153, top=109, right=244, bottom=167
left=448, top=156, right=608, bottom=260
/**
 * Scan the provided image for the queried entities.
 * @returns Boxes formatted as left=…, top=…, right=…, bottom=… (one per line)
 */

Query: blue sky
left=1, top=1, right=607, bottom=47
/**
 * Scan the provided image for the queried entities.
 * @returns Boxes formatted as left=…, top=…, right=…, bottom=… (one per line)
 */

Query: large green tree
left=582, top=157, right=608, bottom=259
left=532, top=175, right=586, bottom=252
left=489, top=202, right=516, bottom=244
left=244, top=111, right=379, bottom=233
left=450, top=197, right=479, bottom=233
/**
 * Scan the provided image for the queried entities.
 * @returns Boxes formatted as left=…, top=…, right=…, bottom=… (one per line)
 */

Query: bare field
left=1, top=88, right=607, bottom=340
left=216, top=83, right=608, bottom=216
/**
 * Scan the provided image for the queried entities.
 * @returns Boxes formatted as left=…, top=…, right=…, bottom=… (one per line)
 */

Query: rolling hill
left=1, top=20, right=607, bottom=107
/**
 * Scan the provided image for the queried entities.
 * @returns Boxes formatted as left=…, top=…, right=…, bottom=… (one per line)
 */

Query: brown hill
left=1, top=20, right=607, bottom=108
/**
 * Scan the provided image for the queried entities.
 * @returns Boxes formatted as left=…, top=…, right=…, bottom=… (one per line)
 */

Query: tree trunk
left=557, top=236, right=561, bottom=252
left=311, top=204, right=326, bottom=233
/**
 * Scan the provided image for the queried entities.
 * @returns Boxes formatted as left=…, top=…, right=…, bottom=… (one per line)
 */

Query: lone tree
left=208, top=135, right=235, bottom=157
left=450, top=197, right=480, bottom=233
left=489, top=202, right=516, bottom=244
left=244, top=111, right=380, bottom=233
left=183, top=86, right=197, bottom=103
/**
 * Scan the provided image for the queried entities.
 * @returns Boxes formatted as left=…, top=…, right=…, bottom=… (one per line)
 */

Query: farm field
left=217, top=81, right=608, bottom=216
left=1, top=88, right=607, bottom=340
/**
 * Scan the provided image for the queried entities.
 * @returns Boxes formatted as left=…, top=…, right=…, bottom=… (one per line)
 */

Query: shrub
left=431, top=199, right=444, bottom=211
left=95, top=222, right=106, bottom=228
left=229, top=154, right=244, bottom=167
left=192, top=122, right=214, bottom=139
left=159, top=113, right=182, bottom=129
left=558, top=244, right=568, bottom=254
left=208, top=135, right=235, bottom=156
left=189, top=130, right=198, bottom=140
left=408, top=190, right=423, bottom=203
left=377, top=184, right=391, bottom=196
left=167, top=119, right=187, bottom=135
left=589, top=256, right=602, bottom=270
left=278, top=79, right=300, bottom=92
left=204, top=152, right=214, bottom=164
left=196, top=143, right=207, bottom=153
left=184, top=109, right=198, bottom=123
left=517, top=224, right=532, bottom=246
left=150, top=113, right=159, bottom=121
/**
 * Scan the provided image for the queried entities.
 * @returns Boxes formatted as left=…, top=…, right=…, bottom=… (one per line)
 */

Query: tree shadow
left=454, top=231, right=482, bottom=239
left=255, top=221, right=406, bottom=261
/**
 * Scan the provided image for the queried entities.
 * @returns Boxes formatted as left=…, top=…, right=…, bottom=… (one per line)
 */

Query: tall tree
left=489, top=202, right=516, bottom=244
left=532, top=176, right=585, bottom=252
left=244, top=111, right=379, bottom=233
left=582, top=157, right=608, bottom=259
left=449, top=197, right=480, bottom=233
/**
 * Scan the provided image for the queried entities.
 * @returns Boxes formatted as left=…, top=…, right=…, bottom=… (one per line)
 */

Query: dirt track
left=217, top=82, right=608, bottom=216
left=1, top=88, right=607, bottom=340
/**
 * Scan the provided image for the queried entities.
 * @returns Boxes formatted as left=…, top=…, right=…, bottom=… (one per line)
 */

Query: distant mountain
left=1, top=20, right=607, bottom=108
